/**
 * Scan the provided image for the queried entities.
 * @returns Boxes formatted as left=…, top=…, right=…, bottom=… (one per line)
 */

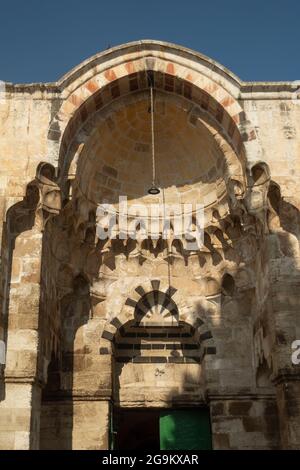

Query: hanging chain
left=150, top=84, right=156, bottom=187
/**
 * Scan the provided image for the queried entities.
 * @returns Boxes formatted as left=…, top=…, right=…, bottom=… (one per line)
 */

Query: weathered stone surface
left=0, top=40, right=300, bottom=449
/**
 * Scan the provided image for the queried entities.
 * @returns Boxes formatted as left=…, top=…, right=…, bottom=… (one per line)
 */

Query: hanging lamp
left=147, top=72, right=160, bottom=195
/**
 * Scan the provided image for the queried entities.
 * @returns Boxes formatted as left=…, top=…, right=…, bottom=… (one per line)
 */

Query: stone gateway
left=0, top=40, right=300, bottom=450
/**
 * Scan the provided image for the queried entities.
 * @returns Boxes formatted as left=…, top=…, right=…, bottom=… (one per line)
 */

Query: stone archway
left=49, top=41, right=255, bottom=160
left=41, top=61, right=255, bottom=448
left=33, top=41, right=286, bottom=450
left=2, top=39, right=300, bottom=451
left=101, top=279, right=217, bottom=364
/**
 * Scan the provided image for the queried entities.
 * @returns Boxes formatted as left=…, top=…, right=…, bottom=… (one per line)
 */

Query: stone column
left=71, top=315, right=113, bottom=450
left=59, top=285, right=113, bottom=450
left=72, top=398, right=111, bottom=450
left=0, top=226, right=43, bottom=449
left=0, top=171, right=61, bottom=450
left=275, top=376, right=300, bottom=449
left=269, top=274, right=300, bottom=449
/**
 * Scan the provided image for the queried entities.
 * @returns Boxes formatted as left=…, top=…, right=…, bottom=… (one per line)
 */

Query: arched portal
left=37, top=41, right=281, bottom=451
left=2, top=39, right=296, bottom=452
left=41, top=60, right=247, bottom=449
left=109, top=287, right=214, bottom=450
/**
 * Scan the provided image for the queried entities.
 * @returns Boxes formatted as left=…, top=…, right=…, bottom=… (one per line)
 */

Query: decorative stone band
left=47, top=36, right=265, bottom=195
left=55, top=69, right=247, bottom=178
left=115, top=356, right=204, bottom=364
left=48, top=42, right=256, bottom=169
left=99, top=279, right=217, bottom=362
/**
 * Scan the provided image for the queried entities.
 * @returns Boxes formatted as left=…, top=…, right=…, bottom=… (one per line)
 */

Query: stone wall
left=211, top=398, right=279, bottom=449
left=0, top=40, right=300, bottom=449
left=40, top=400, right=109, bottom=450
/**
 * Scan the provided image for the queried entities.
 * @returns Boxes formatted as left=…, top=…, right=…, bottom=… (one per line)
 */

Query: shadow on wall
left=1, top=153, right=300, bottom=449
left=39, top=274, right=90, bottom=450
left=113, top=370, right=212, bottom=451
left=0, top=182, right=39, bottom=401
left=38, top=163, right=300, bottom=449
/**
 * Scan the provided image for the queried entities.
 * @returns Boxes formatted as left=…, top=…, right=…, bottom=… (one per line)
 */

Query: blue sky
left=0, top=0, right=299, bottom=83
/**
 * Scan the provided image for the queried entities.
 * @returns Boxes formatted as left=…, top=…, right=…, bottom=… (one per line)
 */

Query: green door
left=159, top=409, right=212, bottom=450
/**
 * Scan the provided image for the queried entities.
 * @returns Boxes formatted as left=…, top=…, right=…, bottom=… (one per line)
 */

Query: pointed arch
left=46, top=41, right=259, bottom=182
